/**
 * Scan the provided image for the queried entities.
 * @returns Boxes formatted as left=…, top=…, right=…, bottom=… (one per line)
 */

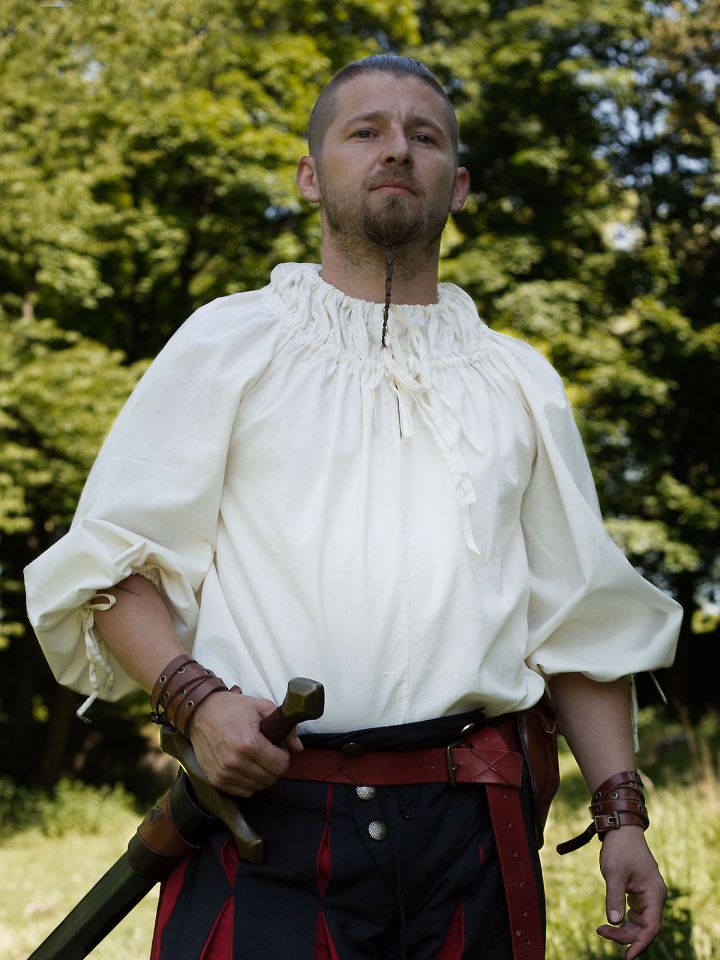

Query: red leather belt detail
left=283, top=740, right=523, bottom=786
left=283, top=720, right=544, bottom=960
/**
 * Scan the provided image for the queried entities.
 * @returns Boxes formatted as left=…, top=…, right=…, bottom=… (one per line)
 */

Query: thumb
left=606, top=884, right=627, bottom=926
left=285, top=729, right=305, bottom=753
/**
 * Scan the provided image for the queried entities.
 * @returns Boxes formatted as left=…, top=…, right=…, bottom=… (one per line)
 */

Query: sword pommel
left=260, top=677, right=325, bottom=744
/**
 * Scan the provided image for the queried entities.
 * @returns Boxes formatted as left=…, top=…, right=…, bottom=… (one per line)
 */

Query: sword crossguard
left=161, top=676, right=325, bottom=864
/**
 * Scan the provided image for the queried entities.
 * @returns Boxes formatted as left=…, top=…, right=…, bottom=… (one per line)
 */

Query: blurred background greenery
left=0, top=0, right=718, bottom=953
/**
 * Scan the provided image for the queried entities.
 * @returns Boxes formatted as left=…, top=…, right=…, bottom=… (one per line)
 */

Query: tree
left=2, top=0, right=717, bottom=784
left=0, top=304, right=146, bottom=778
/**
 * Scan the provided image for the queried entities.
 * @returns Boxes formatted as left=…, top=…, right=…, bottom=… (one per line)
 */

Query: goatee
left=360, top=194, right=427, bottom=247
left=319, top=169, right=451, bottom=256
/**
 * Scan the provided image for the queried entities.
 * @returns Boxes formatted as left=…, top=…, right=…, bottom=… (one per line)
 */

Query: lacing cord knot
left=379, top=326, right=483, bottom=557
left=77, top=593, right=118, bottom=721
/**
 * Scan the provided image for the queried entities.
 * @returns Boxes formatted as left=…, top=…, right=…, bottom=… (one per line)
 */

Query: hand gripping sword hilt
left=160, top=676, right=325, bottom=864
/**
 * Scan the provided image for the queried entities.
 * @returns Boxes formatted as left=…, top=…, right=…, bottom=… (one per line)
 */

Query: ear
left=297, top=155, right=321, bottom=204
left=450, top=166, right=470, bottom=214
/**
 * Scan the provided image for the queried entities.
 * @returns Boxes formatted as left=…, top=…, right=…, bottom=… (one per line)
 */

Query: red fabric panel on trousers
left=220, top=836, right=240, bottom=884
left=150, top=858, right=190, bottom=960
left=198, top=895, right=234, bottom=960
left=435, top=900, right=465, bottom=960
left=315, top=785, right=333, bottom=898
left=313, top=910, right=341, bottom=960
left=192, top=838, right=238, bottom=958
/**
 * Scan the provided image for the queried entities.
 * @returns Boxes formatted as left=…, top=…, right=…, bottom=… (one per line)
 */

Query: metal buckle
left=445, top=722, right=478, bottom=787
left=445, top=743, right=460, bottom=786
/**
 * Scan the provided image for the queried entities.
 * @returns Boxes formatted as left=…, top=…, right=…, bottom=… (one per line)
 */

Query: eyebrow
left=343, top=110, right=447, bottom=139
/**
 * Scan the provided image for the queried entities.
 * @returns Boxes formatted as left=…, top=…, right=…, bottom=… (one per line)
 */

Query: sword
left=27, top=677, right=325, bottom=960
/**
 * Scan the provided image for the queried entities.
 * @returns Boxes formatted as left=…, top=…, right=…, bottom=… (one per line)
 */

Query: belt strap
left=284, top=721, right=544, bottom=960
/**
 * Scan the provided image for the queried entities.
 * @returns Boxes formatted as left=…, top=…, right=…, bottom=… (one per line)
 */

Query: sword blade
left=28, top=852, right=153, bottom=960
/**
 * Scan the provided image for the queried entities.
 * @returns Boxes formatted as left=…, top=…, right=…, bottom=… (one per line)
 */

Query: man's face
left=299, top=73, right=468, bottom=251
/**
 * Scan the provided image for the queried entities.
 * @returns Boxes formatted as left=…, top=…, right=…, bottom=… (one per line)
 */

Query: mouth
left=369, top=179, right=417, bottom=196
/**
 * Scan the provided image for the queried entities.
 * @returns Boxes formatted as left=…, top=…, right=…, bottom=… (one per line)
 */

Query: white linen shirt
left=24, top=262, right=681, bottom=732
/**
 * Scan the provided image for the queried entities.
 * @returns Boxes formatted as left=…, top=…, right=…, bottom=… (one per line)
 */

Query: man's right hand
left=188, top=690, right=304, bottom=797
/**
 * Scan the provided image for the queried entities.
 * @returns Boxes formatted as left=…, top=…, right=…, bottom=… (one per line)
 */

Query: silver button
left=356, top=786, right=376, bottom=800
left=368, top=820, right=388, bottom=841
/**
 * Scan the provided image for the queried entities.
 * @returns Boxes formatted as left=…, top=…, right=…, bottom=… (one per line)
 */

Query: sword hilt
left=259, top=676, right=325, bottom=744
left=161, top=676, right=325, bottom=864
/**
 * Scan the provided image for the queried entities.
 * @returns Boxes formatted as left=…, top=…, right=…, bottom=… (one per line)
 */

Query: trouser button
left=368, top=820, right=388, bottom=841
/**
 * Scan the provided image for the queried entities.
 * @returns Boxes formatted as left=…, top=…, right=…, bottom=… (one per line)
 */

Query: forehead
left=329, top=73, right=454, bottom=137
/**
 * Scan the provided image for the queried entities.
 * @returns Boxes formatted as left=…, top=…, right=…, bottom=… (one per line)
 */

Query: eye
left=414, top=133, right=436, bottom=144
left=353, top=128, right=376, bottom=139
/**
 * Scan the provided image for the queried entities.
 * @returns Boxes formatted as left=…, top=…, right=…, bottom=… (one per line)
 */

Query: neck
left=319, top=231, right=441, bottom=305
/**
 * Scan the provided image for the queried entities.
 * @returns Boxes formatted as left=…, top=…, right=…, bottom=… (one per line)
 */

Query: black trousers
left=152, top=711, right=545, bottom=960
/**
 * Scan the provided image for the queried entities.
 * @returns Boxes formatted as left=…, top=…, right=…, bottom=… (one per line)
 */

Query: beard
left=319, top=169, right=453, bottom=254
left=360, top=193, right=426, bottom=247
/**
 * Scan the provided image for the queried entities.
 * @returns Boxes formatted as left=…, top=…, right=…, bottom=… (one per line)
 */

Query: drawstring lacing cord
left=375, top=309, right=485, bottom=558
left=77, top=593, right=117, bottom=721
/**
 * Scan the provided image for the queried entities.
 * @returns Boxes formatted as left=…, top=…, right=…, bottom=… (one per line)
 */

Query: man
left=25, top=55, right=681, bottom=959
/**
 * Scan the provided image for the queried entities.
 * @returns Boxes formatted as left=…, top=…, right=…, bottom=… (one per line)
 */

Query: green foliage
left=1, top=0, right=718, bottom=783
left=0, top=311, right=145, bottom=540
left=0, top=776, right=139, bottom=839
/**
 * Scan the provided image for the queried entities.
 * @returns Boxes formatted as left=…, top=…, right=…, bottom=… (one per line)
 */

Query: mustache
left=365, top=172, right=426, bottom=197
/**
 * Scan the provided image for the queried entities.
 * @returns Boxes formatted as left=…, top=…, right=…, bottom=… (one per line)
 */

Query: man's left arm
left=548, top=672, right=667, bottom=960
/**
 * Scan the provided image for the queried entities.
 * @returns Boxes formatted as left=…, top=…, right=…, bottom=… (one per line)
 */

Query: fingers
left=598, top=830, right=667, bottom=959
left=284, top=728, right=305, bottom=753
left=597, top=918, right=658, bottom=960
left=189, top=691, right=295, bottom=796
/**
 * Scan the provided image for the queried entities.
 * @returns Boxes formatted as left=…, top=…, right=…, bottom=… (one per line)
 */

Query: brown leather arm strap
left=150, top=654, right=237, bottom=736
left=557, top=770, right=649, bottom=855
left=150, top=654, right=195, bottom=715
left=170, top=675, right=230, bottom=736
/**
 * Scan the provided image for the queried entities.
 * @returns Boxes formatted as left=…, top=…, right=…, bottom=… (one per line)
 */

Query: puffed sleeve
left=487, top=330, right=682, bottom=680
left=24, top=289, right=278, bottom=707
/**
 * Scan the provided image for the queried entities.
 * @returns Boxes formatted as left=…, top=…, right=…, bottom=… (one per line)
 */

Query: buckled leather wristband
left=557, top=770, right=649, bottom=855
left=150, top=654, right=237, bottom=737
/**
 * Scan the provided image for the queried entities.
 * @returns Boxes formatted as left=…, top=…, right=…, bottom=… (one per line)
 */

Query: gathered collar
left=268, top=262, right=489, bottom=366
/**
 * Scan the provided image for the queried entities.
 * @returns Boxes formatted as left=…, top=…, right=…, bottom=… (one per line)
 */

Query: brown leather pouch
left=515, top=693, right=560, bottom=848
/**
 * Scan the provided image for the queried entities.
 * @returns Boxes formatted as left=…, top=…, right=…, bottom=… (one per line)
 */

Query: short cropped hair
left=308, top=55, right=459, bottom=157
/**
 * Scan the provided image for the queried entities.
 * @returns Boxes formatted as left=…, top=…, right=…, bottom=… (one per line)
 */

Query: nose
left=381, top=124, right=412, bottom=166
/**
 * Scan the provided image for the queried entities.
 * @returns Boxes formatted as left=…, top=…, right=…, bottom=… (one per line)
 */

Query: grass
left=1, top=708, right=718, bottom=959
left=0, top=799, right=158, bottom=959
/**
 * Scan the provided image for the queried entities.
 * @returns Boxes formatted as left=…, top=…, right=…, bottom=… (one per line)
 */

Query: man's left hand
left=596, top=826, right=668, bottom=959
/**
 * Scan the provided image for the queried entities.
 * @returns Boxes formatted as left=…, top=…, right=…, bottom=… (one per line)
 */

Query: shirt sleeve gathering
left=23, top=291, right=274, bottom=703
left=487, top=330, right=682, bottom=683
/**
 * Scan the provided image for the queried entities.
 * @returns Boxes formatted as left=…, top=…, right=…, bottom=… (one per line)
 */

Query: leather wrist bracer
left=150, top=653, right=236, bottom=736
left=556, top=770, right=649, bottom=855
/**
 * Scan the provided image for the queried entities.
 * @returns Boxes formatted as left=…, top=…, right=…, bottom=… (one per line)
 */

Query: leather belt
left=284, top=720, right=544, bottom=960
